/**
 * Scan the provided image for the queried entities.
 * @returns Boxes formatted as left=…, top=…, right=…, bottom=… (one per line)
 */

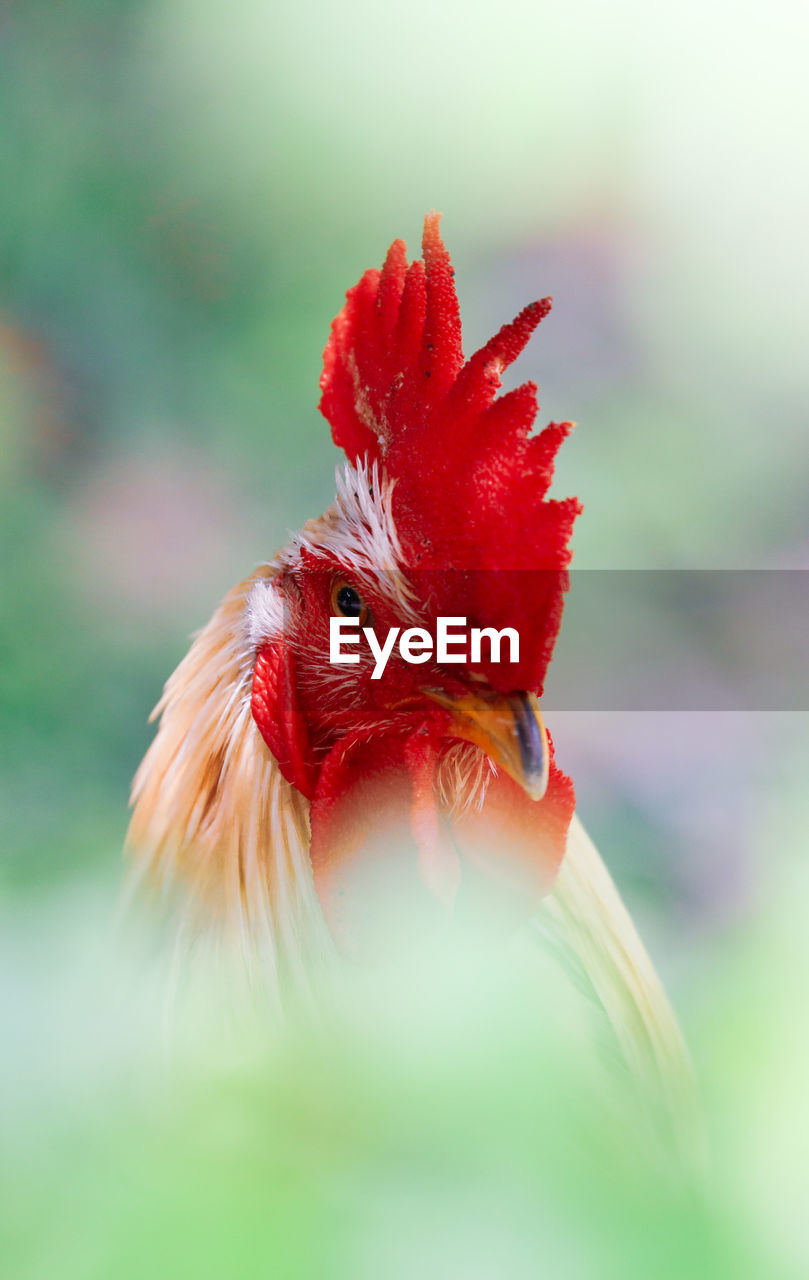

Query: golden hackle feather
left=126, top=565, right=334, bottom=1002
left=540, top=816, right=701, bottom=1162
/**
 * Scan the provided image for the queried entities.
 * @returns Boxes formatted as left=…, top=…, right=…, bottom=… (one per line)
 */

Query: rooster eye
left=331, top=580, right=371, bottom=626
left=336, top=586, right=361, bottom=616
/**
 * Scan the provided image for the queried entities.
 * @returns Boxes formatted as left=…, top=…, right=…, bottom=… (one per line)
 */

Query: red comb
left=319, top=214, right=582, bottom=694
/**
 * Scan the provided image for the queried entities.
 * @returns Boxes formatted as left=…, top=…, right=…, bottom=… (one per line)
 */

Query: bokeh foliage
left=1, top=1, right=808, bottom=1274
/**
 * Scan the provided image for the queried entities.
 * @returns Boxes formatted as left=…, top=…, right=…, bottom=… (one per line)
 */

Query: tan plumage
left=127, top=565, right=334, bottom=999
left=540, top=816, right=699, bottom=1156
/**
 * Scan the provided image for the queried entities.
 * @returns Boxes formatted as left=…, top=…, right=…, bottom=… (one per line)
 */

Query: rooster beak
left=423, top=687, right=550, bottom=802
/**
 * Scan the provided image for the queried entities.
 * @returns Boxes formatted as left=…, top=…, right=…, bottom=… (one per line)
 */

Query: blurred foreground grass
left=2, top=839, right=809, bottom=1280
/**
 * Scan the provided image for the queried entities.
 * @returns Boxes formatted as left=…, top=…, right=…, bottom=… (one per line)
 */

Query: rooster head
left=244, top=214, right=581, bottom=952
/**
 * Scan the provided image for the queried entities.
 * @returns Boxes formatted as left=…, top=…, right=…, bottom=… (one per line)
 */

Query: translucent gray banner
left=545, top=570, right=808, bottom=711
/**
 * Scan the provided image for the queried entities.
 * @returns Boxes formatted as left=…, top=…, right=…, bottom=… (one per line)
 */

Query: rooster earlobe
left=251, top=640, right=317, bottom=800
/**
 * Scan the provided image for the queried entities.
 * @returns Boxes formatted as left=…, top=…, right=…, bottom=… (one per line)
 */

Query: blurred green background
left=2, top=1, right=808, bottom=1275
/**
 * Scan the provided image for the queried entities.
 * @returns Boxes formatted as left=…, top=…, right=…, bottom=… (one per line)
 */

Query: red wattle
left=306, top=722, right=575, bottom=958
left=251, top=642, right=316, bottom=800
left=308, top=729, right=455, bottom=959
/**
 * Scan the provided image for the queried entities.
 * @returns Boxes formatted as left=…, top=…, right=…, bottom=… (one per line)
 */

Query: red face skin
left=285, top=558, right=469, bottom=749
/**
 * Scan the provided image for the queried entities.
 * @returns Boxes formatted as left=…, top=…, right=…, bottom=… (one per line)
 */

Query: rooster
left=128, top=215, right=691, bottom=1130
